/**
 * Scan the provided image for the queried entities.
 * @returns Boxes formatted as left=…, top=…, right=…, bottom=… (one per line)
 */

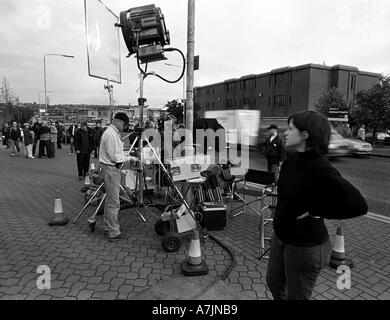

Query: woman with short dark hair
left=266, top=111, right=368, bottom=300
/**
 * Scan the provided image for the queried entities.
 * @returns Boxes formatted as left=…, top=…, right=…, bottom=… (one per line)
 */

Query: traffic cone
left=181, top=229, right=209, bottom=276
left=91, top=163, right=95, bottom=171
left=81, top=175, right=91, bottom=192
left=329, top=227, right=354, bottom=269
left=48, top=191, right=69, bottom=226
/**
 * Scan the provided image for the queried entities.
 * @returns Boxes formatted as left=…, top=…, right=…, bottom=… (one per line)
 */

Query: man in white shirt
left=357, top=124, right=366, bottom=141
left=99, top=112, right=130, bottom=241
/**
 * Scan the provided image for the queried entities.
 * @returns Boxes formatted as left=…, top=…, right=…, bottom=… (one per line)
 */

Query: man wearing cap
left=99, top=112, right=130, bottom=241
left=263, top=124, right=287, bottom=181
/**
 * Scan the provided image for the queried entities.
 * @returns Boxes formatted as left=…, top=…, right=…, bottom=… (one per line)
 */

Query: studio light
left=118, top=4, right=170, bottom=63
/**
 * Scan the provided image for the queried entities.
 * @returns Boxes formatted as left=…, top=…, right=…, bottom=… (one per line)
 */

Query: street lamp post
left=44, top=54, right=75, bottom=117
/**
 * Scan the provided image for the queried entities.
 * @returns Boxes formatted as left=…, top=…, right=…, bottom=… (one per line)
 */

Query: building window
left=268, top=97, right=270, bottom=106
left=351, top=75, right=356, bottom=91
left=225, top=82, right=236, bottom=92
left=212, top=102, right=215, bottom=108
left=206, top=102, right=210, bottom=109
left=206, top=87, right=210, bottom=95
left=212, top=88, right=215, bottom=94
left=227, top=99, right=233, bottom=109
left=274, top=95, right=287, bottom=116
left=269, top=76, right=272, bottom=86
left=253, top=98, right=256, bottom=107
left=289, top=96, right=292, bottom=106
left=275, top=73, right=288, bottom=87
left=243, top=97, right=250, bottom=108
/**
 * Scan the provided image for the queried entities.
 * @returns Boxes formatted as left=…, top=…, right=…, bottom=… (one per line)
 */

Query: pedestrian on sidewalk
left=49, top=120, right=57, bottom=158
left=9, top=121, right=21, bottom=157
left=93, top=122, right=104, bottom=158
left=263, top=124, right=287, bottom=182
left=55, top=121, right=64, bottom=149
left=32, top=121, right=41, bottom=156
left=99, top=112, right=130, bottom=241
left=38, top=120, right=52, bottom=158
left=23, top=123, right=35, bottom=159
left=67, top=122, right=77, bottom=154
left=266, top=111, right=368, bottom=300
left=2, top=122, right=10, bottom=149
left=357, top=124, right=366, bottom=141
left=74, top=121, right=95, bottom=180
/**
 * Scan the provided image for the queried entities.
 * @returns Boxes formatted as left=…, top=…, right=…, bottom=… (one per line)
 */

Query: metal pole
left=185, top=0, right=195, bottom=153
left=44, top=55, right=47, bottom=116
left=138, top=73, right=145, bottom=204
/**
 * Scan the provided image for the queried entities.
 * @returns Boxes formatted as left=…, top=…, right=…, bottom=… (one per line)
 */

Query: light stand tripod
left=72, top=136, right=148, bottom=229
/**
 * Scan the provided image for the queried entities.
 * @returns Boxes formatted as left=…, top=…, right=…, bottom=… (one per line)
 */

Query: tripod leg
left=73, top=183, right=104, bottom=224
left=88, top=193, right=106, bottom=223
left=143, top=168, right=153, bottom=204
left=135, top=208, right=146, bottom=222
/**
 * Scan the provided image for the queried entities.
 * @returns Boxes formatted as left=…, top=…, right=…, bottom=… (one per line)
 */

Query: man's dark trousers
left=76, top=152, right=91, bottom=178
left=57, top=137, right=62, bottom=149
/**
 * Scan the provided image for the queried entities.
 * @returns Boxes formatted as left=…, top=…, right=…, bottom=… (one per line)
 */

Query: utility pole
left=104, top=80, right=114, bottom=123
left=185, top=0, right=195, bottom=153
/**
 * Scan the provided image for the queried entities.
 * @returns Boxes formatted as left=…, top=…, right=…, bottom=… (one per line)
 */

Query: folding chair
left=229, top=169, right=277, bottom=259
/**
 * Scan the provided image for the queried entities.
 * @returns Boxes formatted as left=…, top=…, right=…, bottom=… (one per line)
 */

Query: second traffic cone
left=81, top=175, right=91, bottom=192
left=48, top=192, right=69, bottom=226
left=329, top=227, right=354, bottom=269
left=181, top=229, right=209, bottom=276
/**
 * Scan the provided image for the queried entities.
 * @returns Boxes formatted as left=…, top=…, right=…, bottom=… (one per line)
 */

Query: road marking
left=366, top=212, right=390, bottom=224
left=375, top=161, right=390, bottom=165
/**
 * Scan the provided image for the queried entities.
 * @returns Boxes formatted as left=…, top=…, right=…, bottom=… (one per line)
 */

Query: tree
left=0, top=77, right=20, bottom=123
left=314, top=88, right=348, bottom=116
left=165, top=99, right=184, bottom=123
left=0, top=77, right=18, bottom=105
left=351, top=75, right=390, bottom=142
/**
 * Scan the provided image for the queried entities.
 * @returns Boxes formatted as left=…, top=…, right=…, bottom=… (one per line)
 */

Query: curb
left=370, top=153, right=390, bottom=159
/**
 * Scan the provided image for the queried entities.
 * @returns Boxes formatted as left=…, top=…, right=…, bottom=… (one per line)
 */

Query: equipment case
left=199, top=202, right=227, bottom=230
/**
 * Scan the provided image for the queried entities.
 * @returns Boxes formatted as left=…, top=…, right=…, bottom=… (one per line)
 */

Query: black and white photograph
left=0, top=0, right=389, bottom=308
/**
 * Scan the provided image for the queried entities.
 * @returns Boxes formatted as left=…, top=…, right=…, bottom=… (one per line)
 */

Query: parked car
left=328, top=130, right=372, bottom=157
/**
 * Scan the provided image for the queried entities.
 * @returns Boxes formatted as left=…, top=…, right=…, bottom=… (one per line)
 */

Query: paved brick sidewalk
left=0, top=146, right=389, bottom=300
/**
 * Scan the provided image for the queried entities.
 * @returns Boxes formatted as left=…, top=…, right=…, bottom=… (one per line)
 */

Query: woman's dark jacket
left=10, top=127, right=21, bottom=141
left=273, top=150, right=368, bottom=247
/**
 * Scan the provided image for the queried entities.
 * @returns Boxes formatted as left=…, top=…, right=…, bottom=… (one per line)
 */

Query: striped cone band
left=331, top=227, right=346, bottom=260
left=54, top=198, right=63, bottom=214
left=188, top=230, right=202, bottom=266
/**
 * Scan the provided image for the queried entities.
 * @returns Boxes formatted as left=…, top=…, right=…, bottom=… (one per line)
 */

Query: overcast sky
left=1, top=0, right=390, bottom=108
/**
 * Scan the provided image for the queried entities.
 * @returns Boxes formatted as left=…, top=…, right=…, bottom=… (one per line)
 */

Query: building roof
left=194, top=63, right=382, bottom=90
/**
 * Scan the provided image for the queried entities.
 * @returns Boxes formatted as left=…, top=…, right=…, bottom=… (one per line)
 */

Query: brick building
left=194, top=63, right=381, bottom=119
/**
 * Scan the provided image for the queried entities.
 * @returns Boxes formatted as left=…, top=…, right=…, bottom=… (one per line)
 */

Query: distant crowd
left=1, top=119, right=104, bottom=159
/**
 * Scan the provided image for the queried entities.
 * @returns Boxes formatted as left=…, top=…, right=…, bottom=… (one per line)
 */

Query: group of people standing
left=2, top=120, right=63, bottom=158
left=2, top=119, right=104, bottom=163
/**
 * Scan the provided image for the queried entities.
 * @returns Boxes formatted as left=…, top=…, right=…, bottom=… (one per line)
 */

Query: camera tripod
left=72, top=135, right=153, bottom=230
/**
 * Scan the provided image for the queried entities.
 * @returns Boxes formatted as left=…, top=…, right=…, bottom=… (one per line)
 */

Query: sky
left=1, top=0, right=390, bottom=108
